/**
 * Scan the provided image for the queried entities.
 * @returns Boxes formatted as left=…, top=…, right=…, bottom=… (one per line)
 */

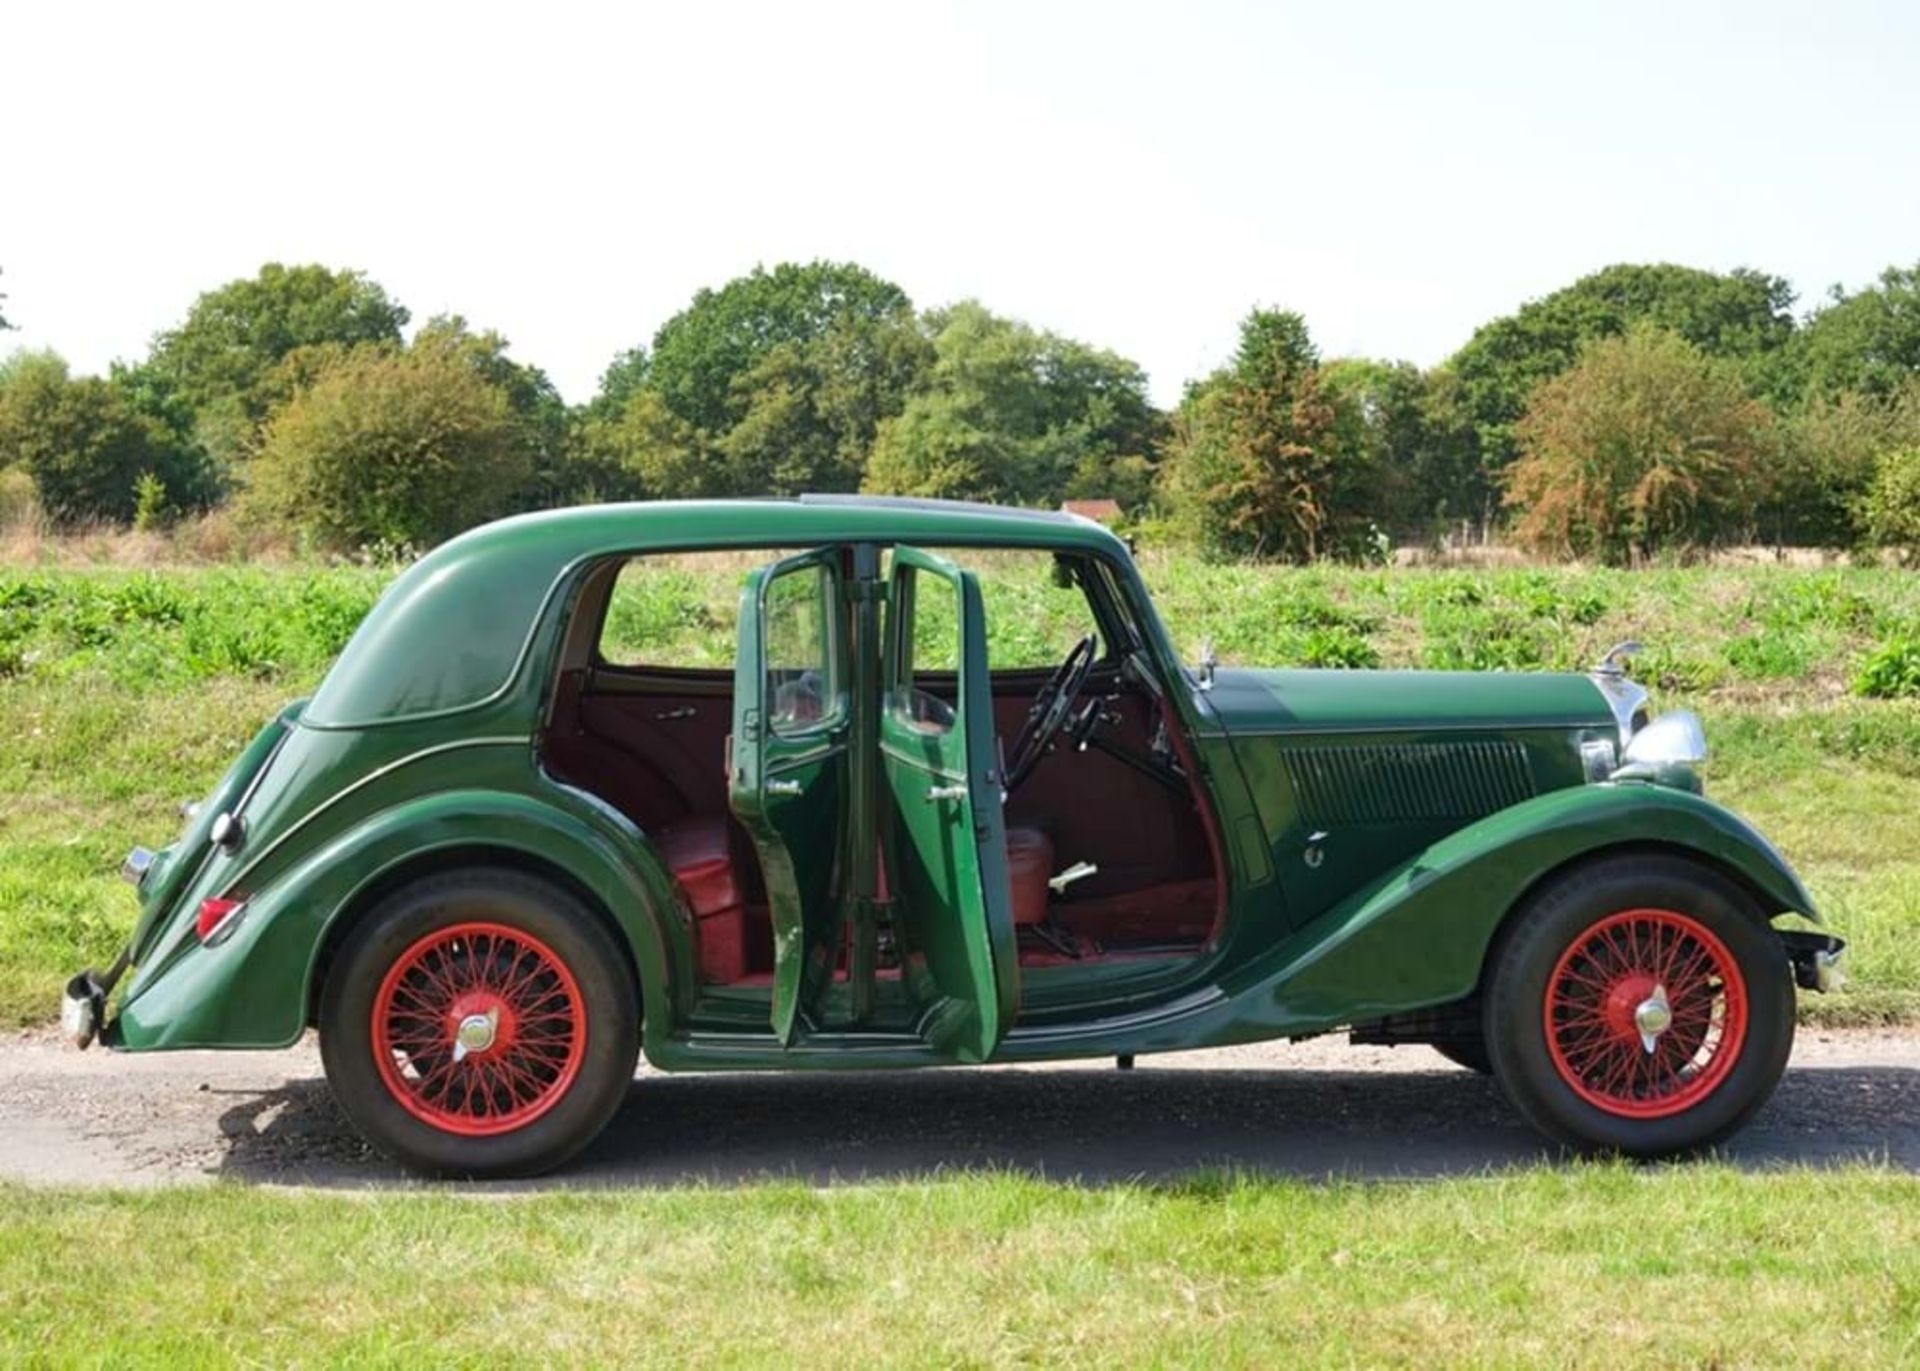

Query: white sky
left=4, top=0, right=1917, bottom=407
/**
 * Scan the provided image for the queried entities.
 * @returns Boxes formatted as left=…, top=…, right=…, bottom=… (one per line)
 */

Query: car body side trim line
left=223, top=737, right=529, bottom=890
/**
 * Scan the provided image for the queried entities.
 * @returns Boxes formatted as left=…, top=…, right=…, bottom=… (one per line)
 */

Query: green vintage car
left=65, top=497, right=1845, bottom=1176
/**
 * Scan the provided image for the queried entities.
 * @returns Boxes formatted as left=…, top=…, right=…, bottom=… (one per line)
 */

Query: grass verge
left=0, top=1169, right=1914, bottom=1366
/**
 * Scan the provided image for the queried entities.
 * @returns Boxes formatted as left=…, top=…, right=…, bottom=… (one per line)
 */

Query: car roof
left=468, top=494, right=1118, bottom=552
left=302, top=497, right=1129, bottom=729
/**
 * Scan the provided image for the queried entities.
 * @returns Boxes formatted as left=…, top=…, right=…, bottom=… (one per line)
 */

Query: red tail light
left=196, top=897, right=248, bottom=944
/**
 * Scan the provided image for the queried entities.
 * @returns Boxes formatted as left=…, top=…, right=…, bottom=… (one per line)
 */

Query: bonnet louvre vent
left=1284, top=740, right=1534, bottom=826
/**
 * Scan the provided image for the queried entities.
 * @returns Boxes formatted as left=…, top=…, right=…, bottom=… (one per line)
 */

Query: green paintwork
left=878, top=548, right=1019, bottom=1062
left=730, top=551, right=850, bottom=1044
left=1205, top=667, right=1615, bottom=735
left=97, top=495, right=1824, bottom=1074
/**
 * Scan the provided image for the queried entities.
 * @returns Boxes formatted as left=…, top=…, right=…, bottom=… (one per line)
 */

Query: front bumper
left=1780, top=931, right=1847, bottom=994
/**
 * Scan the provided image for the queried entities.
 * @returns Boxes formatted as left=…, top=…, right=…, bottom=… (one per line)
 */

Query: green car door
left=730, top=551, right=850, bottom=1046
left=879, top=547, right=1020, bottom=1062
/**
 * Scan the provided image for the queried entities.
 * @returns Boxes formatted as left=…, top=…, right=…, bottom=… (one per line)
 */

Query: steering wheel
left=1004, top=634, right=1098, bottom=792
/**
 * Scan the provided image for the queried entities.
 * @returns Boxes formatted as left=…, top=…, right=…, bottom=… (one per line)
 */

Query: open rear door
left=730, top=550, right=849, bottom=1046
left=879, top=547, right=1019, bottom=1062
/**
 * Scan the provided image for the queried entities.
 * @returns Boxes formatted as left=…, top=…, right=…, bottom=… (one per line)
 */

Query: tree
left=1765, top=382, right=1920, bottom=547
left=1862, top=444, right=1920, bottom=561
left=864, top=302, right=1157, bottom=507
left=582, top=346, right=651, bottom=427
left=1505, top=327, right=1774, bottom=562
left=147, top=263, right=409, bottom=464
left=609, top=261, right=930, bottom=495
left=1317, top=357, right=1482, bottom=537
left=589, top=388, right=718, bottom=499
left=1158, top=309, right=1369, bottom=560
left=1790, top=263, right=1920, bottom=401
left=247, top=345, right=528, bottom=551
left=411, top=315, right=571, bottom=503
left=0, top=267, right=12, bottom=332
left=1449, top=264, right=1796, bottom=502
left=0, top=350, right=211, bottom=526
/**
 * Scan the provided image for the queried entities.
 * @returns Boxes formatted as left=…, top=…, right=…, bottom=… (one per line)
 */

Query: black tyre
left=1483, top=852, right=1794, bottom=1157
left=319, top=867, right=639, bottom=1178
left=1430, top=1036, right=1493, bottom=1074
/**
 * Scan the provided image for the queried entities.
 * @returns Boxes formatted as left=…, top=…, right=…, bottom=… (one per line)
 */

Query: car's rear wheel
left=1483, top=853, right=1793, bottom=1156
left=319, top=868, right=638, bottom=1178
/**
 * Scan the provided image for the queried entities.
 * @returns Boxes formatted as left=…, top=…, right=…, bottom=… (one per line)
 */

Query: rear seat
left=654, top=815, right=748, bottom=983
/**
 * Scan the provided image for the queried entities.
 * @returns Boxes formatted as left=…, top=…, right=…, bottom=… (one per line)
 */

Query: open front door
left=879, top=547, right=1019, bottom=1062
left=730, top=550, right=849, bottom=1045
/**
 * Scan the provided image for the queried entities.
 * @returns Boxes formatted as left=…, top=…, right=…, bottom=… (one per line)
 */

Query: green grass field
left=3, top=556, right=1915, bottom=1028
left=0, top=1168, right=1911, bottom=1365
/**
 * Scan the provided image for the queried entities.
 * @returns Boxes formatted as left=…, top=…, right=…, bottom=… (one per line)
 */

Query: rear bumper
left=60, top=970, right=108, bottom=1049
left=60, top=945, right=132, bottom=1049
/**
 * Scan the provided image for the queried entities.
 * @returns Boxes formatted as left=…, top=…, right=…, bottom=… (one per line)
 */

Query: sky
left=4, top=0, right=1917, bottom=407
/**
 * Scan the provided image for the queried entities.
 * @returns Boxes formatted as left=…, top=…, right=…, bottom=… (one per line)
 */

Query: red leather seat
left=1006, top=826, right=1054, bottom=927
left=656, top=816, right=741, bottom=918
left=656, top=815, right=747, bottom=982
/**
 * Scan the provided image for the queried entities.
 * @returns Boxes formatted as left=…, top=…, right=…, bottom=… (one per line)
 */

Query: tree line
left=1, top=257, right=1917, bottom=562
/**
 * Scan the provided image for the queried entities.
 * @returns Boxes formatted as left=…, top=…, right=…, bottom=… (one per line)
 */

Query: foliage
left=1505, top=328, right=1774, bottom=562
left=594, top=261, right=931, bottom=497
left=0, top=351, right=214, bottom=526
left=411, top=315, right=572, bottom=504
left=0, top=266, right=11, bottom=332
left=1861, top=443, right=1920, bottom=561
left=1448, top=264, right=1796, bottom=485
left=145, top=263, right=409, bottom=466
left=130, top=472, right=169, bottom=531
left=1791, top=262, right=1920, bottom=400
left=649, top=261, right=916, bottom=431
left=1853, top=634, right=1920, bottom=699
left=13, top=253, right=1920, bottom=557
left=864, top=301, right=1157, bottom=507
left=581, top=346, right=650, bottom=427
left=247, top=345, right=529, bottom=551
left=1765, top=383, right=1920, bottom=547
left=1159, top=310, right=1376, bottom=561
left=1319, top=358, right=1482, bottom=534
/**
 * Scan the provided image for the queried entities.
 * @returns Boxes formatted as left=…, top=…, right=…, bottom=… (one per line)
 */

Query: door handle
left=767, top=779, right=803, bottom=797
left=925, top=784, right=968, bottom=802
left=653, top=706, right=698, bottom=721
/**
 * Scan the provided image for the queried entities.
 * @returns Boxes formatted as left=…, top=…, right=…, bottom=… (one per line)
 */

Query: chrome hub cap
left=451, top=1007, right=499, bottom=1063
left=1633, top=984, right=1672, bottom=1054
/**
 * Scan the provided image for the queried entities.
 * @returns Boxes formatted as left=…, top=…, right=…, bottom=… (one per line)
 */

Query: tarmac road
left=1, top=1027, right=1913, bottom=1189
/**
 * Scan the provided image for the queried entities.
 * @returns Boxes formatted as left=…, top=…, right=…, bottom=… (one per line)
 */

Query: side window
left=891, top=568, right=959, bottom=736
left=765, top=564, right=840, bottom=737
left=596, top=553, right=741, bottom=670
left=915, top=548, right=1100, bottom=670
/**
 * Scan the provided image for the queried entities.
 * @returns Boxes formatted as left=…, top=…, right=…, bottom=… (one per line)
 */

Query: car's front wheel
left=319, top=868, right=639, bottom=1178
left=1483, top=853, right=1794, bottom=1156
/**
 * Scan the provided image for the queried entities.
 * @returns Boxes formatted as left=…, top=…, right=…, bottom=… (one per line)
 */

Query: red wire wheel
left=1543, top=907, right=1749, bottom=1119
left=370, top=921, right=587, bottom=1137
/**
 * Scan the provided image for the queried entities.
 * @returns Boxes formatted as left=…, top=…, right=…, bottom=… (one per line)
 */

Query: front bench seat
left=1006, top=826, right=1054, bottom=927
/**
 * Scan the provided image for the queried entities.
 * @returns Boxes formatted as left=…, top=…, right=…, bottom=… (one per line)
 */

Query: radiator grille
left=1283, top=740, right=1535, bottom=825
